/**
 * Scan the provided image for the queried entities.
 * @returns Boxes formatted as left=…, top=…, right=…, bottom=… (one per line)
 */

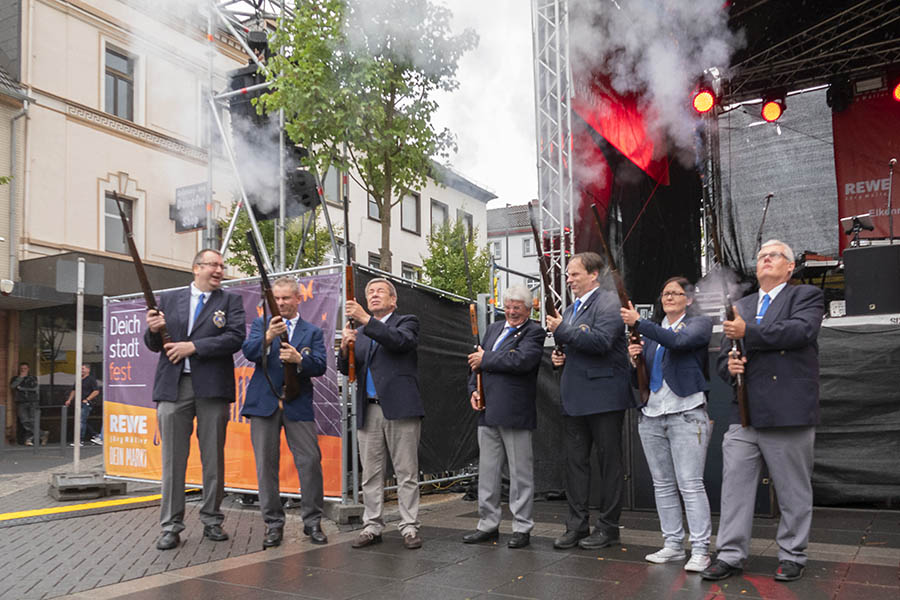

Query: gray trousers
left=157, top=375, right=228, bottom=534
left=476, top=425, right=534, bottom=534
left=249, top=410, right=324, bottom=530
left=357, top=403, right=421, bottom=537
left=716, top=424, right=815, bottom=566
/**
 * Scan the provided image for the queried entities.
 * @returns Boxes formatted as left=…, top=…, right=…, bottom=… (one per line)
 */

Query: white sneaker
left=684, top=553, right=711, bottom=572
left=645, top=547, right=686, bottom=563
left=91, top=436, right=103, bottom=446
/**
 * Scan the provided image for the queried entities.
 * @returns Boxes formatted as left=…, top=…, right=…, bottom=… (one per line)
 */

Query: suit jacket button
left=772, top=375, right=777, bottom=381
left=779, top=350, right=785, bottom=355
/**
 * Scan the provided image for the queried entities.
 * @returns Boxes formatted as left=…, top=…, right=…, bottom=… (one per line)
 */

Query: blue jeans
left=638, top=406, right=712, bottom=554
left=79, top=402, right=95, bottom=441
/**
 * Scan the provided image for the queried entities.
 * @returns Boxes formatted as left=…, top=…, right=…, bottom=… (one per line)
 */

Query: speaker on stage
left=844, top=245, right=900, bottom=315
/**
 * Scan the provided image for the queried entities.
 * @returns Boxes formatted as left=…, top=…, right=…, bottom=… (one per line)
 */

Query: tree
left=219, top=207, right=337, bottom=275
left=420, top=219, right=491, bottom=298
left=259, top=0, right=477, bottom=272
left=0, top=175, right=11, bottom=185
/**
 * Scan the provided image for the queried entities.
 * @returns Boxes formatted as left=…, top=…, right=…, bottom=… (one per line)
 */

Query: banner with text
left=103, top=272, right=343, bottom=496
left=833, top=89, right=900, bottom=253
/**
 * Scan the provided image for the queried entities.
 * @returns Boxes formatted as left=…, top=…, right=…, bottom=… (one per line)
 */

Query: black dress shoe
left=263, top=528, right=283, bottom=548
left=508, top=532, right=530, bottom=549
left=156, top=531, right=180, bottom=550
left=578, top=529, right=620, bottom=550
left=203, top=524, right=229, bottom=542
left=553, top=530, right=589, bottom=549
left=462, top=529, right=499, bottom=544
left=774, top=560, right=804, bottom=582
left=303, top=523, right=328, bottom=545
left=701, top=559, right=742, bottom=581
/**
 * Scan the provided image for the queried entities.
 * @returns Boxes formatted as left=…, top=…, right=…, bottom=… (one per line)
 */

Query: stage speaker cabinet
left=844, top=245, right=900, bottom=315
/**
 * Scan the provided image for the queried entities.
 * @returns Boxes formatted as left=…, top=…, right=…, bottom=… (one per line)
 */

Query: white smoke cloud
left=568, top=0, right=744, bottom=158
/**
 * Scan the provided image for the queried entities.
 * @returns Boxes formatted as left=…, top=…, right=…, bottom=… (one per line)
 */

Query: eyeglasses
left=756, top=251, right=787, bottom=262
left=197, top=262, right=225, bottom=270
left=661, top=291, right=686, bottom=299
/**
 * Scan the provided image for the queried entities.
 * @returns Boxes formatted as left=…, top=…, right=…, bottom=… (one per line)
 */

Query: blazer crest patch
left=578, top=323, right=590, bottom=333
left=212, top=310, right=226, bottom=328
left=674, top=321, right=686, bottom=332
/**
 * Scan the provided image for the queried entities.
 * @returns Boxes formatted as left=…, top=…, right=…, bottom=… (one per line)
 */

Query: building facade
left=487, top=201, right=541, bottom=293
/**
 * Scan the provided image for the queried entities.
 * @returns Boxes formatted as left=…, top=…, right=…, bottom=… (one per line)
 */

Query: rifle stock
left=590, top=204, right=650, bottom=405
left=345, top=264, right=356, bottom=383
left=528, top=209, right=565, bottom=366
left=461, top=233, right=485, bottom=410
left=246, top=232, right=302, bottom=401
left=113, top=191, right=171, bottom=345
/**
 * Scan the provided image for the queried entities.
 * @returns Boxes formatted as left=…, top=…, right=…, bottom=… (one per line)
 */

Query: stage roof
left=724, top=0, right=900, bottom=103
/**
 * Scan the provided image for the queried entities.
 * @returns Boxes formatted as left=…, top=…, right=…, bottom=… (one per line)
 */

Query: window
left=105, top=47, right=134, bottom=121
left=367, top=195, right=380, bottom=221
left=457, top=209, right=474, bottom=241
left=368, top=252, right=381, bottom=269
left=522, top=237, right=536, bottom=257
left=430, top=199, right=448, bottom=234
left=489, top=241, right=502, bottom=260
left=323, top=167, right=342, bottom=206
left=401, top=193, right=420, bottom=235
left=105, top=193, right=133, bottom=254
left=401, top=262, right=420, bottom=282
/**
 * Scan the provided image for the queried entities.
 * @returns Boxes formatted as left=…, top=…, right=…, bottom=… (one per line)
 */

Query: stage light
left=761, top=93, right=786, bottom=122
left=692, top=89, right=716, bottom=114
left=893, top=80, right=900, bottom=102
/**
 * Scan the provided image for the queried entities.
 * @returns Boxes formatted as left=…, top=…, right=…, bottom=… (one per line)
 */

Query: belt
left=367, top=398, right=380, bottom=405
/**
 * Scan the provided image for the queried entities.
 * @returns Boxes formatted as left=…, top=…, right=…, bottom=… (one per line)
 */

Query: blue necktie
left=366, top=340, right=378, bottom=398
left=286, top=319, right=293, bottom=340
left=569, top=298, right=582, bottom=323
left=649, top=342, right=666, bottom=392
left=756, top=293, right=771, bottom=324
left=191, top=293, right=205, bottom=333
left=492, top=325, right=514, bottom=351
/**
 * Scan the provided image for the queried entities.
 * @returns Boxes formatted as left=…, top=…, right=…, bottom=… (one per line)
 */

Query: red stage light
left=893, top=81, right=900, bottom=102
left=692, top=89, right=716, bottom=114
left=761, top=99, right=785, bottom=122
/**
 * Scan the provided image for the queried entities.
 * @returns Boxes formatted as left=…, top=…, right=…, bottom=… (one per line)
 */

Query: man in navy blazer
left=241, top=276, right=328, bottom=548
left=547, top=251, right=632, bottom=551
left=461, top=285, right=545, bottom=549
left=702, top=239, right=824, bottom=583
left=338, top=277, right=424, bottom=550
left=144, top=249, right=246, bottom=551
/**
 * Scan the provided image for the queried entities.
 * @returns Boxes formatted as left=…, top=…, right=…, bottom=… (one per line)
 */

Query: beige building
left=1, top=0, right=493, bottom=445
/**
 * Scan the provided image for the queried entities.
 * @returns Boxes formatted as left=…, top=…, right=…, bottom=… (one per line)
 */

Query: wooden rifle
left=708, top=212, right=751, bottom=427
left=590, top=204, right=650, bottom=405
left=528, top=207, right=564, bottom=358
left=246, top=231, right=302, bottom=401
left=345, top=264, right=356, bottom=383
left=113, top=191, right=171, bottom=345
left=461, top=231, right=485, bottom=410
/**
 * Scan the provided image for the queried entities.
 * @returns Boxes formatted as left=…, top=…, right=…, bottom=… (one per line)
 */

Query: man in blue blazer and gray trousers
left=462, top=284, right=545, bottom=549
left=339, top=277, right=424, bottom=550
left=241, top=276, right=328, bottom=549
left=144, top=249, right=246, bottom=551
left=702, top=239, right=824, bottom=583
left=547, top=251, right=633, bottom=551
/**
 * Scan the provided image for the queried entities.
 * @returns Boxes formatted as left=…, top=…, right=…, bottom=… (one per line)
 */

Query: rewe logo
left=845, top=178, right=891, bottom=195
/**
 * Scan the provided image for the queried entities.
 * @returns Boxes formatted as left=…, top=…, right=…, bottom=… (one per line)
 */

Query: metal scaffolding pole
left=531, top=0, right=574, bottom=314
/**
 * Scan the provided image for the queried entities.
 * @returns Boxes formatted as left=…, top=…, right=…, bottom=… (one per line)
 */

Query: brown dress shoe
left=403, top=532, right=423, bottom=549
left=351, top=531, right=382, bottom=548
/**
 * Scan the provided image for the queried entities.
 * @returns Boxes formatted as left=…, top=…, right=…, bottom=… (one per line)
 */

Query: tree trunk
left=379, top=87, right=395, bottom=273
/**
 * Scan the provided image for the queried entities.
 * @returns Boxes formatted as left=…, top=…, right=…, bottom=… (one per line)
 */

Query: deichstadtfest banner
left=103, top=272, right=343, bottom=497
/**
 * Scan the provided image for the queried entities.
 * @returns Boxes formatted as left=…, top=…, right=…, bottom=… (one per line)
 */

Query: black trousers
left=564, top=410, right=625, bottom=534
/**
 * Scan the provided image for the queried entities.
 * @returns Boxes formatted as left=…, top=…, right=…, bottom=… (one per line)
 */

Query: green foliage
left=421, top=219, right=491, bottom=298
left=219, top=206, right=336, bottom=276
left=0, top=175, right=11, bottom=185
left=258, top=0, right=477, bottom=271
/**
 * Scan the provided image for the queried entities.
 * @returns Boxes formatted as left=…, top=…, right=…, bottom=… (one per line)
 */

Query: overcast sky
left=433, top=0, right=537, bottom=209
